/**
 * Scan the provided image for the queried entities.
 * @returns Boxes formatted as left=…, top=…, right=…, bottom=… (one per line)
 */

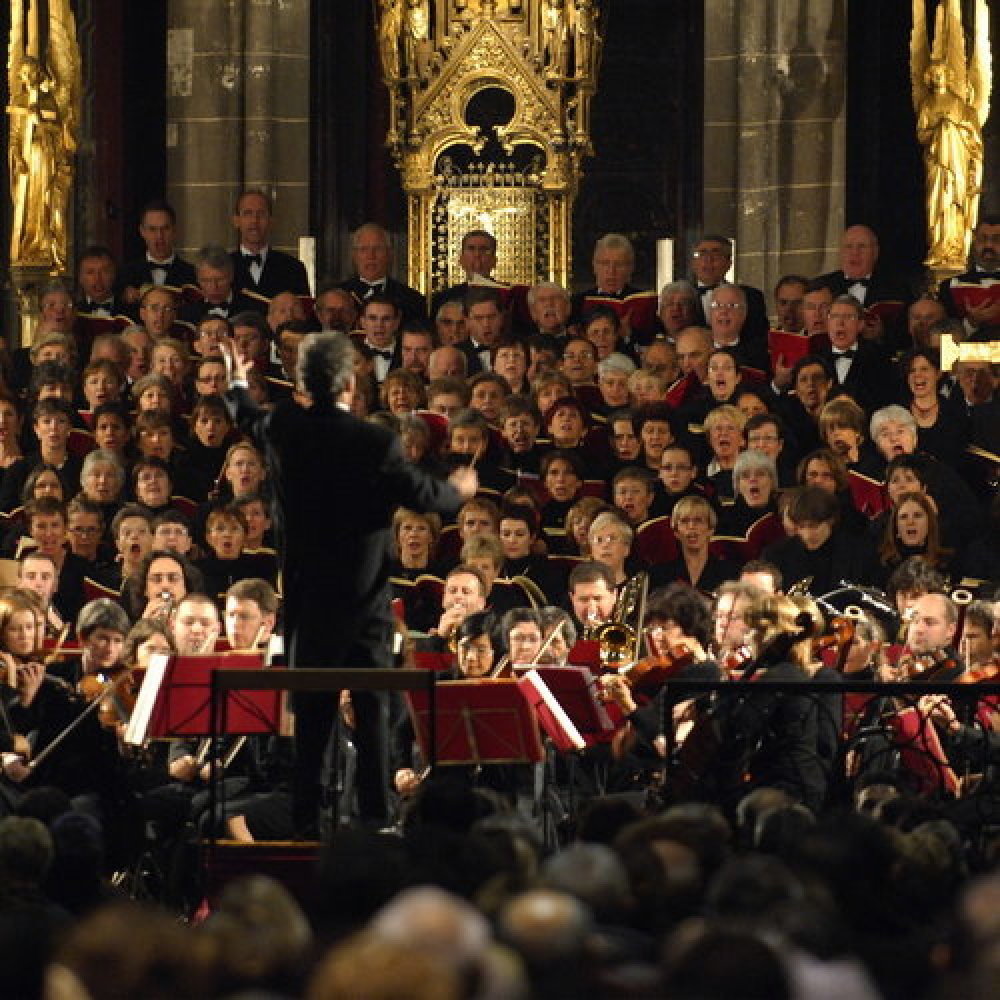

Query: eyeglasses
left=710, top=301, right=745, bottom=311
left=69, top=525, right=100, bottom=535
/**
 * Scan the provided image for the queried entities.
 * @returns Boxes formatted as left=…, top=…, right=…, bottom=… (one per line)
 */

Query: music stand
left=125, top=652, right=274, bottom=746
left=407, top=679, right=544, bottom=769
left=208, top=668, right=439, bottom=843
left=517, top=666, right=613, bottom=751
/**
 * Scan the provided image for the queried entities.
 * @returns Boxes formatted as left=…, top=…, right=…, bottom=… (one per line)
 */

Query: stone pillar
left=703, top=1, right=847, bottom=297
left=165, top=0, right=310, bottom=258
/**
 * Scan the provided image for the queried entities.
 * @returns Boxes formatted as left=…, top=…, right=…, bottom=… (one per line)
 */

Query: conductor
left=234, top=332, right=476, bottom=833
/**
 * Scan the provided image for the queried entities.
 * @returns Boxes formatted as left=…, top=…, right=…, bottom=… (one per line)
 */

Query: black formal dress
left=231, top=248, right=311, bottom=301
left=246, top=398, right=464, bottom=829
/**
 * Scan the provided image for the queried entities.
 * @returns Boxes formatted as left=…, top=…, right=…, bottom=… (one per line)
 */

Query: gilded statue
left=379, top=0, right=404, bottom=83
left=541, top=0, right=567, bottom=78
left=7, top=0, right=81, bottom=272
left=569, top=0, right=598, bottom=81
left=911, top=0, right=991, bottom=271
left=404, top=0, right=432, bottom=82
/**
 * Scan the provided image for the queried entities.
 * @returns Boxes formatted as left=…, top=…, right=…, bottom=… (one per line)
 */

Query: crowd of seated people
left=0, top=198, right=999, bottom=996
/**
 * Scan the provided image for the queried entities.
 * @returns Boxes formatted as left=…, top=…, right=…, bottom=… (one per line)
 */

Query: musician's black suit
left=231, top=248, right=311, bottom=301
left=247, top=397, right=464, bottom=828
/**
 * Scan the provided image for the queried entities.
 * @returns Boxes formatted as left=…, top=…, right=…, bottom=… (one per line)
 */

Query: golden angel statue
left=378, top=0, right=403, bottom=84
left=7, top=0, right=81, bottom=272
left=911, top=0, right=991, bottom=271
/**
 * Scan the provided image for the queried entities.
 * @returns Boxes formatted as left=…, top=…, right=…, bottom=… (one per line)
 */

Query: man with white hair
left=572, top=232, right=658, bottom=346
left=229, top=332, right=477, bottom=835
left=336, top=221, right=427, bottom=324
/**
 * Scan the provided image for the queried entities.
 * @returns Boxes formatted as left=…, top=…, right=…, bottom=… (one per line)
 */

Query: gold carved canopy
left=377, top=1, right=602, bottom=294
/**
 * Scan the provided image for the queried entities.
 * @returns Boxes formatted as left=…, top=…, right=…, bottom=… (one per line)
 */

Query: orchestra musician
left=713, top=593, right=827, bottom=813
left=599, top=583, right=722, bottom=771
left=394, top=611, right=526, bottom=809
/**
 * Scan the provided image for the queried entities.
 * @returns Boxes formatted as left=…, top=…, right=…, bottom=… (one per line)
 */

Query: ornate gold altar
left=911, top=0, right=991, bottom=281
left=377, top=0, right=602, bottom=294
left=6, top=0, right=81, bottom=342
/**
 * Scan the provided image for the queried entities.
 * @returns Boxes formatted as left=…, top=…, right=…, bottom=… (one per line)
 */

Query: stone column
left=703, top=1, right=847, bottom=297
left=165, top=0, right=310, bottom=258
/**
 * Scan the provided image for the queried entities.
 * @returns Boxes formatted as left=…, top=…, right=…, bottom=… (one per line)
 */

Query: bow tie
left=243, top=252, right=263, bottom=267
left=362, top=280, right=384, bottom=296
left=846, top=276, right=871, bottom=289
left=369, top=347, right=393, bottom=361
left=833, top=348, right=857, bottom=359
left=89, top=299, right=114, bottom=311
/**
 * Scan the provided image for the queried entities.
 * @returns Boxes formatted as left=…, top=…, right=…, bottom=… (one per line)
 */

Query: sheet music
left=124, top=652, right=171, bottom=746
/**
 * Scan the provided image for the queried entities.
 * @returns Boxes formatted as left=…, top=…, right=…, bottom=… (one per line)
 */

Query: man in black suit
left=230, top=190, right=311, bottom=302
left=178, top=245, right=255, bottom=325
left=571, top=233, right=658, bottom=347
left=938, top=214, right=1000, bottom=339
left=688, top=233, right=769, bottom=343
left=337, top=222, right=427, bottom=324
left=118, top=200, right=198, bottom=308
left=707, top=284, right=770, bottom=374
left=459, top=287, right=507, bottom=375
left=819, top=294, right=897, bottom=412
left=429, top=230, right=502, bottom=318
left=75, top=245, right=123, bottom=318
left=358, top=294, right=404, bottom=383
left=815, top=225, right=911, bottom=347
left=231, top=332, right=476, bottom=832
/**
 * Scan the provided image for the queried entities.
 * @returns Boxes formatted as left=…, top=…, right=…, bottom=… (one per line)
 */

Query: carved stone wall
left=703, top=1, right=847, bottom=296
left=165, top=0, right=310, bottom=257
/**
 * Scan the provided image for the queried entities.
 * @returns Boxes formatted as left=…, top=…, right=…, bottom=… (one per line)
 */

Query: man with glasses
left=689, top=234, right=768, bottom=341
left=707, top=284, right=769, bottom=374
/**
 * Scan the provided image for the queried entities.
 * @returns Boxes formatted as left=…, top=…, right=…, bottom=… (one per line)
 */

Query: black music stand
left=207, top=668, right=438, bottom=844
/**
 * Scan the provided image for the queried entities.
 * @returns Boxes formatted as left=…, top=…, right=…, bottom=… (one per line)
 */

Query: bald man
left=814, top=224, right=911, bottom=347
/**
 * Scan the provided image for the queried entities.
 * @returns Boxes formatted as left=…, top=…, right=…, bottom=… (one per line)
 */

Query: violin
left=612, top=643, right=696, bottom=695
left=959, top=659, right=1000, bottom=684
left=76, top=666, right=139, bottom=730
left=901, top=647, right=961, bottom=681
left=813, top=616, right=857, bottom=671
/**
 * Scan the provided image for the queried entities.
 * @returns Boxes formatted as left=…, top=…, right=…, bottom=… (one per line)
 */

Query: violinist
left=901, top=593, right=1000, bottom=792
left=58, top=599, right=130, bottom=689
left=961, top=602, right=997, bottom=680
left=502, top=608, right=544, bottom=667
left=712, top=581, right=766, bottom=671
left=600, top=584, right=722, bottom=767
left=536, top=607, right=575, bottom=666
left=0, top=589, right=126, bottom=819
left=394, top=612, right=525, bottom=807
left=715, top=593, right=826, bottom=813
left=209, top=578, right=293, bottom=843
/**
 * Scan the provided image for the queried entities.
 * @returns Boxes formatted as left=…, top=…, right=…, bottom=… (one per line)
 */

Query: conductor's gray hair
left=296, top=332, right=354, bottom=404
